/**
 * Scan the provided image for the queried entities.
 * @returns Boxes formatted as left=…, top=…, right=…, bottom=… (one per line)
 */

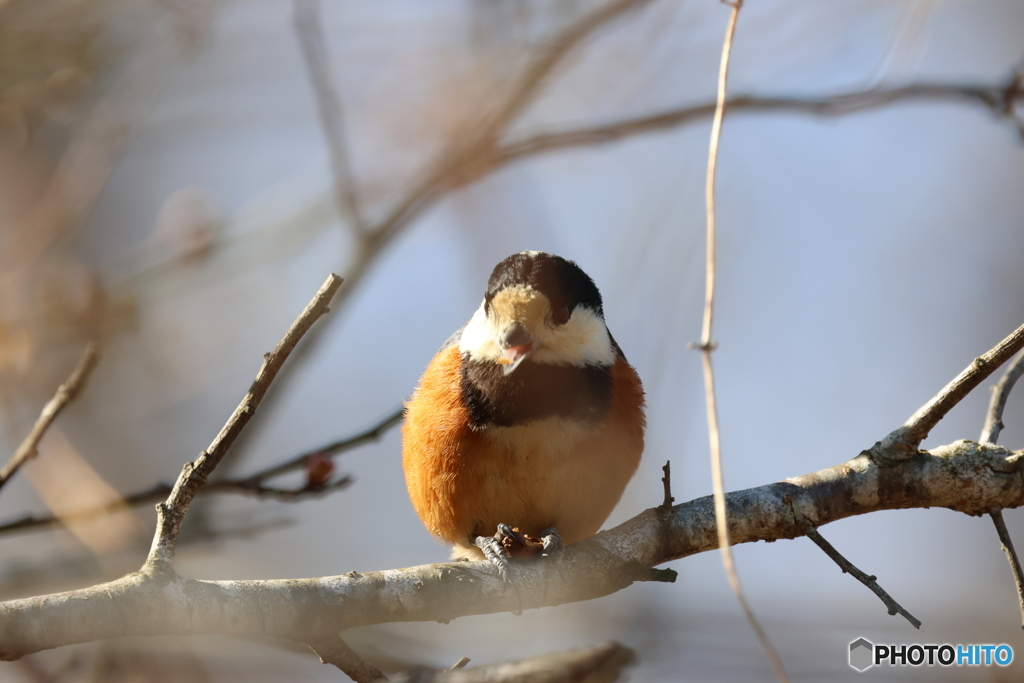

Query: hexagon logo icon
left=849, top=638, right=874, bottom=671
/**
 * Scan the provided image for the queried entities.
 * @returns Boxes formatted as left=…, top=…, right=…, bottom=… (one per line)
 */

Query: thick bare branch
left=0, top=344, right=100, bottom=492
left=2, top=439, right=1020, bottom=660
left=4, top=279, right=1021, bottom=664
left=145, top=274, right=343, bottom=568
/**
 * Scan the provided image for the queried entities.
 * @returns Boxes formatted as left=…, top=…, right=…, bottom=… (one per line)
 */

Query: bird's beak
left=497, top=321, right=535, bottom=376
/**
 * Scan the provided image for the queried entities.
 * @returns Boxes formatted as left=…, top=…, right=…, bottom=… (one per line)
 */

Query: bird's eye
left=552, top=304, right=571, bottom=325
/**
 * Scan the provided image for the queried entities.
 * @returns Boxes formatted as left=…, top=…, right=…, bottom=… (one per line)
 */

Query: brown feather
left=402, top=346, right=644, bottom=558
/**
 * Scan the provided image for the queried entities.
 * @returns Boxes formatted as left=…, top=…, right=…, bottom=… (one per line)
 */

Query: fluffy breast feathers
left=402, top=345, right=645, bottom=554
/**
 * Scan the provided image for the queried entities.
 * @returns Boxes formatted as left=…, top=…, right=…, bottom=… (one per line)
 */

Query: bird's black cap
left=484, top=251, right=603, bottom=324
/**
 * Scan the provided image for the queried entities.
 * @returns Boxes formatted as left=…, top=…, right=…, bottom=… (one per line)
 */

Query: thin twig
left=308, top=634, right=387, bottom=682
left=978, top=352, right=1024, bottom=628
left=0, top=407, right=401, bottom=537
left=660, top=461, right=674, bottom=511
left=980, top=350, right=1024, bottom=444
left=392, top=643, right=634, bottom=683
left=145, top=274, right=343, bottom=569
left=446, top=657, right=471, bottom=672
left=698, top=2, right=788, bottom=681
left=804, top=524, right=921, bottom=629
left=293, top=0, right=365, bottom=235
left=494, top=79, right=1024, bottom=165
left=475, top=0, right=656, bottom=142
left=247, top=407, right=403, bottom=481
left=879, top=322, right=1024, bottom=459
left=0, top=479, right=351, bottom=537
left=0, top=344, right=101, bottom=493
left=327, top=0, right=659, bottom=315
left=990, top=509, right=1024, bottom=630
left=116, top=76, right=1024, bottom=329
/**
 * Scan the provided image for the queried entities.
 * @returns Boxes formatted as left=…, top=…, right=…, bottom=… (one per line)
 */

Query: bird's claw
left=475, top=534, right=512, bottom=586
left=540, top=527, right=569, bottom=581
left=497, top=523, right=528, bottom=549
left=476, top=524, right=567, bottom=600
left=476, top=529, right=523, bottom=613
left=539, top=527, right=564, bottom=556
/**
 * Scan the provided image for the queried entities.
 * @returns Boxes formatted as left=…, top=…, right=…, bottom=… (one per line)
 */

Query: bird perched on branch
left=402, top=251, right=645, bottom=578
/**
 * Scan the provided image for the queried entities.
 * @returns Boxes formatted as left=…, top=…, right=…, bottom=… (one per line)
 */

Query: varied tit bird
left=402, top=251, right=645, bottom=577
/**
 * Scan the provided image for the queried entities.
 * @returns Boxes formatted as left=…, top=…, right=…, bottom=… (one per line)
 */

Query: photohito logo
left=849, top=637, right=1013, bottom=672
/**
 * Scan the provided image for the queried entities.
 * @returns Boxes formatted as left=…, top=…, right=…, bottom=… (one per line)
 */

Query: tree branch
left=248, top=407, right=403, bottom=482
left=0, top=343, right=101, bottom=493
left=659, top=461, right=673, bottom=511
left=5, top=280, right=1023, bottom=665
left=696, top=1, right=787, bottom=680
left=989, top=509, right=1024, bottom=630
left=981, top=350, right=1024, bottom=445
left=307, top=634, right=387, bottom=682
left=293, top=0, right=365, bottom=235
left=476, top=0, right=656, bottom=141
left=0, top=407, right=401, bottom=538
left=286, top=74, right=1024, bottom=441
left=876, top=322, right=1024, bottom=460
left=256, top=76, right=1024, bottom=325
left=494, top=79, right=1024, bottom=167
left=390, top=642, right=634, bottom=683
left=446, top=658, right=471, bottom=672
left=978, top=350, right=1024, bottom=628
left=145, top=274, right=342, bottom=569
left=326, top=0, right=659, bottom=315
left=2, top=438, right=1020, bottom=660
left=801, top=523, right=920, bottom=628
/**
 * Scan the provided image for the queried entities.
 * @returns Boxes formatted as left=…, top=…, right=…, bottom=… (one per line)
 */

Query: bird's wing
left=438, top=324, right=467, bottom=353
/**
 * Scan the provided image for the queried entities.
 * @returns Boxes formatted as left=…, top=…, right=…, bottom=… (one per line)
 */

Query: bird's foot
left=474, top=532, right=511, bottom=585
left=497, top=523, right=535, bottom=556
left=475, top=526, right=524, bottom=614
left=539, top=527, right=564, bottom=556
left=540, top=527, right=568, bottom=581
left=475, top=524, right=568, bottom=589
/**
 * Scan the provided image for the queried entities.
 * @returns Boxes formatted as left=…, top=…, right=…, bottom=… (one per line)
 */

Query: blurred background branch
left=292, top=0, right=365, bottom=237
left=1, top=0, right=1023, bottom=681
left=495, top=79, right=1024, bottom=164
left=0, top=343, right=99, bottom=493
left=0, top=407, right=402, bottom=538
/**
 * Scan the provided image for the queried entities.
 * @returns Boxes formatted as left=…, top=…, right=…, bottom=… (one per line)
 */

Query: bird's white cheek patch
left=458, top=304, right=502, bottom=362
left=532, top=307, right=614, bottom=367
left=458, top=302, right=614, bottom=368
